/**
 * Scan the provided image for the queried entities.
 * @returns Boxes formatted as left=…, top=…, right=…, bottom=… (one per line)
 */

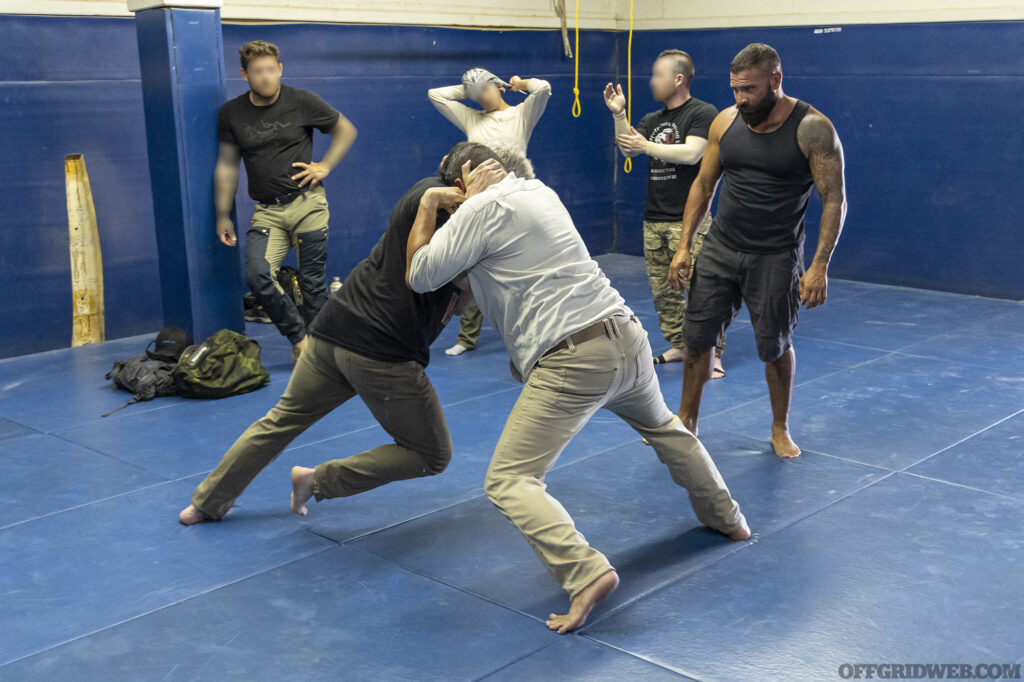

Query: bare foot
left=711, top=356, right=726, bottom=380
left=291, top=336, right=308, bottom=363
left=724, top=516, right=752, bottom=541
left=770, top=424, right=801, bottom=458
left=546, top=570, right=619, bottom=634
left=290, top=466, right=316, bottom=516
left=179, top=504, right=210, bottom=526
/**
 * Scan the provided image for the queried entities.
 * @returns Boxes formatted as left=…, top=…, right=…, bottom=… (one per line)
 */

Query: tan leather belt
left=542, top=314, right=633, bottom=357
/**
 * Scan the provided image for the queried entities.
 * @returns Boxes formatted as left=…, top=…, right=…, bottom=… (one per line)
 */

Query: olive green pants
left=191, top=335, right=452, bottom=519
left=456, top=304, right=483, bottom=349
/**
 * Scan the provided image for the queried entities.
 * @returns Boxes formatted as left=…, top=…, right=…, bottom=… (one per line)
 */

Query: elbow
left=681, top=150, right=703, bottom=165
left=406, top=266, right=425, bottom=293
left=822, top=193, right=847, bottom=210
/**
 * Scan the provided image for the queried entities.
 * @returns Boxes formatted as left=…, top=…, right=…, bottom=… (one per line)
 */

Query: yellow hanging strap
left=571, top=0, right=581, bottom=117
left=623, top=0, right=634, bottom=173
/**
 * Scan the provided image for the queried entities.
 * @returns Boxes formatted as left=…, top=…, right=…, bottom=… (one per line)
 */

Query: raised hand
left=464, top=158, right=507, bottom=198
left=603, top=82, right=626, bottom=114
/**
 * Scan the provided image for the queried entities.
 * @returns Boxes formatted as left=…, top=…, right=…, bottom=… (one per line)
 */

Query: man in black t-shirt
left=179, top=175, right=473, bottom=526
left=215, top=40, right=358, bottom=362
left=603, top=50, right=726, bottom=376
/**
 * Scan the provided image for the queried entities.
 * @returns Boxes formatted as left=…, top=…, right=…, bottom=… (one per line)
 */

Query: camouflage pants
left=644, top=214, right=725, bottom=356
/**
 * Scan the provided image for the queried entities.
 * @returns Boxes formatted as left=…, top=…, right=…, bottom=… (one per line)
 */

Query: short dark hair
left=239, top=40, right=280, bottom=71
left=438, top=141, right=501, bottom=185
left=730, top=43, right=781, bottom=75
left=657, top=49, right=695, bottom=87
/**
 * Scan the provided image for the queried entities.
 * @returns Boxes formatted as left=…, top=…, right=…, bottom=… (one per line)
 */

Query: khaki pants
left=644, top=214, right=725, bottom=357
left=484, top=316, right=746, bottom=600
left=456, top=304, right=483, bottom=349
left=191, top=335, right=452, bottom=519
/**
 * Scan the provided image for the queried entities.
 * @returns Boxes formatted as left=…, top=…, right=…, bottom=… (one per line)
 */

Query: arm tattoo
left=798, top=113, right=847, bottom=266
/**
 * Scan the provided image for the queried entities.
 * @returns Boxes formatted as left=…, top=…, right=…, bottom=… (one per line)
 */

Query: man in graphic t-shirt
left=215, top=40, right=358, bottom=362
left=603, top=50, right=726, bottom=376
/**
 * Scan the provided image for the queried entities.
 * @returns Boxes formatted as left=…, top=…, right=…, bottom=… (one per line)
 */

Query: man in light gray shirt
left=406, top=141, right=751, bottom=634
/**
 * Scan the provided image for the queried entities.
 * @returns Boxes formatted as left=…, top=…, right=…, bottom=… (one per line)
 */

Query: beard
left=738, top=90, right=777, bottom=127
left=251, top=82, right=280, bottom=100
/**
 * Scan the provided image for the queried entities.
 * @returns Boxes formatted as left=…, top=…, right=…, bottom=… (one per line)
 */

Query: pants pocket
left=550, top=365, right=618, bottom=412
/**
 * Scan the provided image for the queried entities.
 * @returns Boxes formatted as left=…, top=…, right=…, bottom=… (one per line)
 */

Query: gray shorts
left=683, top=228, right=804, bottom=363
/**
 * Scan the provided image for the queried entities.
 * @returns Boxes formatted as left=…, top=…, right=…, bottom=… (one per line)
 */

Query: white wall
left=0, top=0, right=621, bottom=29
left=631, top=0, right=1024, bottom=30
left=2, top=0, right=1022, bottom=28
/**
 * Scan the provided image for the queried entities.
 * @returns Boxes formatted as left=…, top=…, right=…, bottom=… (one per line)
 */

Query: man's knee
left=753, top=316, right=795, bottom=364
left=685, top=345, right=714, bottom=365
left=758, top=337, right=792, bottom=364
left=484, top=469, right=511, bottom=506
left=421, top=442, right=452, bottom=476
left=245, top=253, right=277, bottom=292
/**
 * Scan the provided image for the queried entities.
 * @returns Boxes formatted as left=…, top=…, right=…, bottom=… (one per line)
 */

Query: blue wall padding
left=135, top=8, right=245, bottom=342
left=0, top=15, right=1020, bottom=359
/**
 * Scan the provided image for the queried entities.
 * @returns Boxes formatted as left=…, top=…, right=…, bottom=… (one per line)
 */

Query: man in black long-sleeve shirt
left=179, top=176, right=471, bottom=525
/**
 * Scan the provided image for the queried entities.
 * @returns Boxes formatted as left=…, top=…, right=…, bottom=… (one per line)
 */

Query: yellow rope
left=624, top=0, right=633, bottom=173
left=571, top=0, right=581, bottom=117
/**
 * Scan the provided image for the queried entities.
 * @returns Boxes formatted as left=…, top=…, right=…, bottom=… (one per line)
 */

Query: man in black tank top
left=665, top=43, right=848, bottom=458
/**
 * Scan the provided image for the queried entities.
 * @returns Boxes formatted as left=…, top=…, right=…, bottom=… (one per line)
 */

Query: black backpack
left=277, top=265, right=303, bottom=306
left=103, top=355, right=179, bottom=416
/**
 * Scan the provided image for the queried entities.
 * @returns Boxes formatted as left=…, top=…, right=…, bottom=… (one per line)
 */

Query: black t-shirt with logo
left=635, top=97, right=717, bottom=222
left=310, top=177, right=459, bottom=367
left=217, top=85, right=340, bottom=203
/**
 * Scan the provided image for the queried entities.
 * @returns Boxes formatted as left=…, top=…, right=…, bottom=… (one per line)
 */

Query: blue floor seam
left=0, top=538, right=340, bottom=668
left=698, top=349, right=901, bottom=424
left=343, top=543, right=549, bottom=627
left=581, top=468, right=902, bottom=632
left=471, top=641, right=560, bottom=681
left=577, top=636, right=705, bottom=680
left=0, top=476, right=176, bottom=532
left=890, top=407, right=1024, bottom=478
left=576, top=409, right=1024, bottom=637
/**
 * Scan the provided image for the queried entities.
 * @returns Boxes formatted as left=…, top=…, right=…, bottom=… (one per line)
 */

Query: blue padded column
left=130, top=1, right=243, bottom=340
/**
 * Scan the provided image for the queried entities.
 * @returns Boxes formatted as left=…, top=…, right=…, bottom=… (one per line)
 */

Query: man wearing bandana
left=428, top=67, right=551, bottom=357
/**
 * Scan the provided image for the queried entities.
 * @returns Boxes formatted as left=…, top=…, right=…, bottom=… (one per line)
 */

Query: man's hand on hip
left=291, top=161, right=330, bottom=188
